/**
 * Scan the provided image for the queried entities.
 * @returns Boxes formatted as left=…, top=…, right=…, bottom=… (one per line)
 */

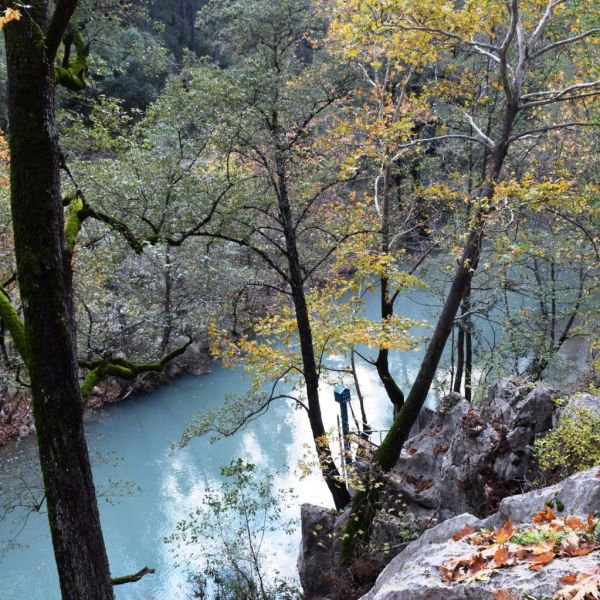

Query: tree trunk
left=373, top=99, right=518, bottom=470
left=463, top=280, right=473, bottom=402
left=375, top=279, right=404, bottom=416
left=374, top=163, right=404, bottom=415
left=276, top=158, right=350, bottom=510
left=465, top=322, right=473, bottom=402
left=161, top=245, right=173, bottom=353
left=373, top=221, right=484, bottom=469
left=4, top=6, right=114, bottom=599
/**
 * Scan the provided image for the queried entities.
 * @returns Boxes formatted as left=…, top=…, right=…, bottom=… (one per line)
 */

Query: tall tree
left=3, top=1, right=114, bottom=598
left=174, top=0, right=356, bottom=509
left=332, top=0, right=599, bottom=560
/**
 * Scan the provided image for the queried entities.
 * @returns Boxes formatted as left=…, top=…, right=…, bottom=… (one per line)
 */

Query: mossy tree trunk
left=373, top=100, right=518, bottom=471
left=341, top=100, right=519, bottom=565
left=4, top=3, right=114, bottom=598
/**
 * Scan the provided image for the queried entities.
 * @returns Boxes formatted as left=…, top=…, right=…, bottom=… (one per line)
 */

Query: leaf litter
left=441, top=506, right=600, bottom=599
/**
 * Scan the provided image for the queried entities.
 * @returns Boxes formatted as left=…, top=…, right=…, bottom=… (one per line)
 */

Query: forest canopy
left=0, top=0, right=598, bottom=599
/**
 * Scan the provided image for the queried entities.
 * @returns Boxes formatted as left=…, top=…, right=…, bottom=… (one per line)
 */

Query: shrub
left=534, top=406, right=600, bottom=481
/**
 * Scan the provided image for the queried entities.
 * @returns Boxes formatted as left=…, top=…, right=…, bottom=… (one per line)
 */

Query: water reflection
left=0, top=289, right=446, bottom=599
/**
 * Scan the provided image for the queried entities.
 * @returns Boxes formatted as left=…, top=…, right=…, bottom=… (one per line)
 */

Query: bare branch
left=531, top=28, right=600, bottom=59
left=529, top=0, right=566, bottom=50
left=509, top=121, right=599, bottom=142
left=463, top=111, right=496, bottom=149
left=521, top=80, right=600, bottom=108
left=390, top=134, right=489, bottom=161
left=470, top=43, right=502, bottom=64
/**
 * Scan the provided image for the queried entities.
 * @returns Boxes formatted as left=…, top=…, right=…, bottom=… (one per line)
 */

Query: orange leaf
left=491, top=588, right=519, bottom=600
left=491, top=545, right=511, bottom=568
left=452, top=523, right=475, bottom=541
left=495, top=518, right=514, bottom=544
left=529, top=564, right=544, bottom=571
left=528, top=550, right=555, bottom=570
left=565, top=516, right=587, bottom=530
left=532, top=506, right=557, bottom=523
left=560, top=573, right=577, bottom=585
left=565, top=542, right=597, bottom=557
left=466, top=553, right=488, bottom=575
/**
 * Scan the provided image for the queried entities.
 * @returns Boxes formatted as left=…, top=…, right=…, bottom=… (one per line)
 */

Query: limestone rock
left=360, top=468, right=600, bottom=600
left=297, top=503, right=338, bottom=598
left=362, top=539, right=600, bottom=600
left=486, top=466, right=600, bottom=528
left=392, top=377, right=558, bottom=518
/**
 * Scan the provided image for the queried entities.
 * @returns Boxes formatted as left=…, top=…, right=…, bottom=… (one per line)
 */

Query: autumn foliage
left=443, top=506, right=600, bottom=598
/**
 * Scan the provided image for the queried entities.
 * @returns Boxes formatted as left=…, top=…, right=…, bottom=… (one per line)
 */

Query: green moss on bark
left=54, top=31, right=88, bottom=91
left=64, top=194, right=86, bottom=251
left=0, top=287, right=28, bottom=363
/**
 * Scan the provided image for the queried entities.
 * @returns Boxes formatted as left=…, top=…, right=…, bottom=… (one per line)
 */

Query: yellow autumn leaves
left=0, top=7, right=21, bottom=30
left=209, top=275, right=426, bottom=393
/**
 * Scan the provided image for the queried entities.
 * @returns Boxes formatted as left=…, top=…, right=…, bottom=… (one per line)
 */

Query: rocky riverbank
left=362, top=467, right=600, bottom=600
left=298, top=377, right=600, bottom=599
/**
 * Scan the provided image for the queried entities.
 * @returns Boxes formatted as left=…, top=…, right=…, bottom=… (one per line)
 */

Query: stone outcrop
left=298, top=378, right=600, bottom=600
left=297, top=504, right=338, bottom=598
left=361, top=467, right=600, bottom=600
left=394, top=377, right=557, bottom=519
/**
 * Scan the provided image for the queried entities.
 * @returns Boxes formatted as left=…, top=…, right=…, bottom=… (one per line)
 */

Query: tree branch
left=509, top=121, right=599, bottom=142
left=45, top=0, right=79, bottom=61
left=520, top=80, right=600, bottom=108
left=531, top=28, right=600, bottom=59
left=111, top=567, right=155, bottom=586
left=79, top=337, right=193, bottom=398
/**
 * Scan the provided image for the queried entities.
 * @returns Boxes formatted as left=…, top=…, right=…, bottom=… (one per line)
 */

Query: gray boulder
left=361, top=468, right=600, bottom=600
left=485, top=466, right=600, bottom=528
left=297, top=503, right=338, bottom=598
left=393, top=377, right=557, bottom=518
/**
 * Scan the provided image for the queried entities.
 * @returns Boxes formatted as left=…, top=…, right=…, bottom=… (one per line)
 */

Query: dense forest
left=0, top=0, right=598, bottom=599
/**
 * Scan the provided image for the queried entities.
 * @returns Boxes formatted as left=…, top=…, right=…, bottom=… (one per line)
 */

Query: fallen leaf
left=565, top=542, right=596, bottom=557
left=495, top=518, right=514, bottom=544
left=560, top=573, right=577, bottom=585
left=531, top=540, right=554, bottom=555
left=528, top=550, right=555, bottom=570
left=491, top=588, right=519, bottom=600
left=452, top=523, right=475, bottom=541
left=565, top=516, right=587, bottom=530
left=492, top=546, right=511, bottom=568
left=532, top=505, right=557, bottom=523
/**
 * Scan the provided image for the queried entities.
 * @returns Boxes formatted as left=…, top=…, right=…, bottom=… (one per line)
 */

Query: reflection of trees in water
left=0, top=442, right=139, bottom=557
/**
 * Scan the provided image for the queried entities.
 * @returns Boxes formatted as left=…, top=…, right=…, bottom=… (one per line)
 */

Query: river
left=0, top=286, right=481, bottom=599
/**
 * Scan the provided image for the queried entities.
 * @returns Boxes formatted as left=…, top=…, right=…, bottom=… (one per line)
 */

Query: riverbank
left=0, top=343, right=214, bottom=447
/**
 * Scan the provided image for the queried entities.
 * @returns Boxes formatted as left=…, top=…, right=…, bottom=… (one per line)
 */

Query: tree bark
left=373, top=221, right=484, bottom=469
left=276, top=157, right=351, bottom=510
left=374, top=163, right=404, bottom=415
left=373, top=99, right=518, bottom=470
left=161, top=244, right=173, bottom=353
left=4, top=5, right=114, bottom=599
left=453, top=322, right=464, bottom=394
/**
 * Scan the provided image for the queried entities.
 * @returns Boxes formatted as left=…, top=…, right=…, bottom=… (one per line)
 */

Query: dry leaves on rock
left=556, top=568, right=600, bottom=599
left=441, top=507, right=600, bottom=595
